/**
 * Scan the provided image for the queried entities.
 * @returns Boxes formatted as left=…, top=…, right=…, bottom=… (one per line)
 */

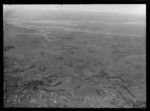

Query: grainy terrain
left=4, top=11, right=146, bottom=108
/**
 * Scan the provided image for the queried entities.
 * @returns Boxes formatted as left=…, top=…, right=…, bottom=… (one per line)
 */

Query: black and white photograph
left=3, top=4, right=146, bottom=108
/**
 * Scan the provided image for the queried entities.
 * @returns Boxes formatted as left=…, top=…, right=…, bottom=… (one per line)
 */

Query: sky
left=3, top=4, right=146, bottom=15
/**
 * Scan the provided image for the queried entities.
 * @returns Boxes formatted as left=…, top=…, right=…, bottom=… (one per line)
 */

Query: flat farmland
left=4, top=9, right=146, bottom=108
left=9, top=20, right=145, bottom=37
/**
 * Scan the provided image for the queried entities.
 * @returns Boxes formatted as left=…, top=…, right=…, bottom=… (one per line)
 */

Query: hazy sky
left=4, top=4, right=146, bottom=15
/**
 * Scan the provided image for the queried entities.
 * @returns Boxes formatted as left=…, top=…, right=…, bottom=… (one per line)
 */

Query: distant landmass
left=4, top=9, right=145, bottom=22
